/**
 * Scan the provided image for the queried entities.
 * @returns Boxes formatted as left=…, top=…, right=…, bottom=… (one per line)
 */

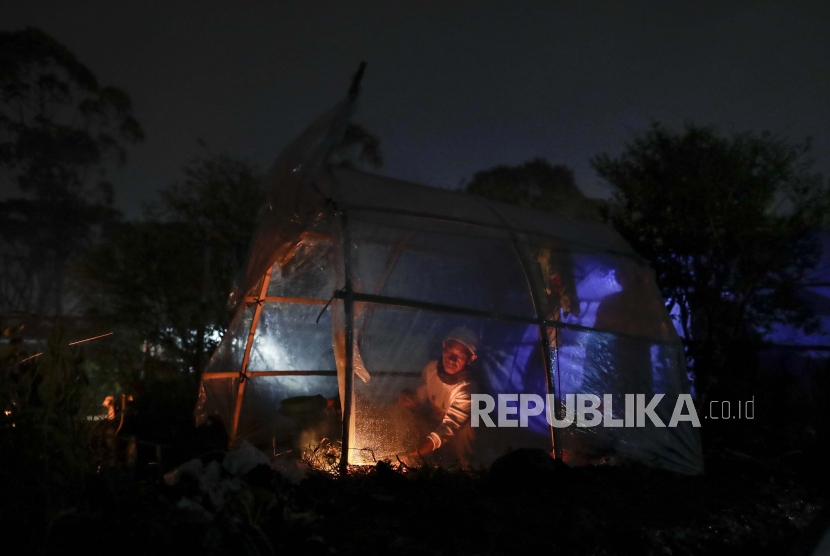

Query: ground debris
left=16, top=451, right=828, bottom=556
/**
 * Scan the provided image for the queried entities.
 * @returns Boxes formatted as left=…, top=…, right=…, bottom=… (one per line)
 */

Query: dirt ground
left=19, top=449, right=827, bottom=556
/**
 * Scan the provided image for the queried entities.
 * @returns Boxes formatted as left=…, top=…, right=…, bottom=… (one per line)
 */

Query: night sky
left=2, top=1, right=829, bottom=217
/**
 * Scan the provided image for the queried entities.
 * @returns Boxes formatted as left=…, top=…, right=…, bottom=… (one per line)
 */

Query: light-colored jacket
left=415, top=361, right=473, bottom=450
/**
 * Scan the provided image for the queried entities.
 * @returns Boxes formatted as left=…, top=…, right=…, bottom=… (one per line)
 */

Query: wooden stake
left=230, top=267, right=273, bottom=446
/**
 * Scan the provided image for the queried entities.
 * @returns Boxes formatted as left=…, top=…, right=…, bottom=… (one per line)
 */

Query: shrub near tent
left=196, top=84, right=702, bottom=475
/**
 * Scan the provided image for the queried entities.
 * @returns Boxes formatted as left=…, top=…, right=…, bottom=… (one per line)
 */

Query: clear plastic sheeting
left=205, top=306, right=256, bottom=375
left=332, top=166, right=638, bottom=258
left=247, top=304, right=336, bottom=373
left=555, top=328, right=700, bottom=474
left=197, top=96, right=702, bottom=474
left=265, top=230, right=335, bottom=301
left=489, top=200, right=637, bottom=258
left=330, top=168, right=506, bottom=231
left=195, top=306, right=255, bottom=430
left=231, top=97, right=355, bottom=308
left=347, top=217, right=536, bottom=317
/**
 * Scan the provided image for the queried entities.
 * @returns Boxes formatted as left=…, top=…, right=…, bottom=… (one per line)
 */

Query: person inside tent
left=586, top=259, right=671, bottom=403
left=397, top=327, right=479, bottom=466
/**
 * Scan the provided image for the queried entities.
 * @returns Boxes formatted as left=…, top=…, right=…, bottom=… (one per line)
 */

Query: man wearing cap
left=398, top=327, right=479, bottom=465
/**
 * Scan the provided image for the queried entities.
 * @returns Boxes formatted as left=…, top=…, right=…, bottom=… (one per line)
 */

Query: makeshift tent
left=195, top=82, right=703, bottom=475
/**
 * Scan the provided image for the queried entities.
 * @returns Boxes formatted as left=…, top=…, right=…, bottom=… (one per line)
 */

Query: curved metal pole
left=472, top=197, right=562, bottom=461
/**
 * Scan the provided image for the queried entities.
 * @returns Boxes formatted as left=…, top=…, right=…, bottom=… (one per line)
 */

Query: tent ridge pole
left=229, top=267, right=273, bottom=446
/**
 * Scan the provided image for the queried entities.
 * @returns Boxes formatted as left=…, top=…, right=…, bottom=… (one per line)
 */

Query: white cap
left=445, top=327, right=479, bottom=355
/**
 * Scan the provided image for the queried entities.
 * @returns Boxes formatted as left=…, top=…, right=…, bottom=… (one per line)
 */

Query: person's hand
left=395, top=452, right=416, bottom=468
left=410, top=438, right=435, bottom=460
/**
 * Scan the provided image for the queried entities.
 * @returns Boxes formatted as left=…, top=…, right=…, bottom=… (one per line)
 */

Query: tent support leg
left=338, top=211, right=355, bottom=476
left=546, top=328, right=563, bottom=461
left=532, top=302, right=561, bottom=459
left=230, top=267, right=273, bottom=446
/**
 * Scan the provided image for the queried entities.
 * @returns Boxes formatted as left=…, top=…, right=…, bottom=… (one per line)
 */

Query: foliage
left=0, top=322, right=104, bottom=539
left=465, top=157, right=602, bottom=220
left=82, top=152, right=265, bottom=382
left=592, top=123, right=830, bottom=395
left=0, top=27, right=143, bottom=314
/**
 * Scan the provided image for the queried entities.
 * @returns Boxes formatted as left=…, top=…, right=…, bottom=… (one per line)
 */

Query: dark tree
left=592, top=123, right=829, bottom=398
left=465, top=157, right=603, bottom=220
left=0, top=27, right=143, bottom=315
left=82, top=153, right=264, bottom=384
